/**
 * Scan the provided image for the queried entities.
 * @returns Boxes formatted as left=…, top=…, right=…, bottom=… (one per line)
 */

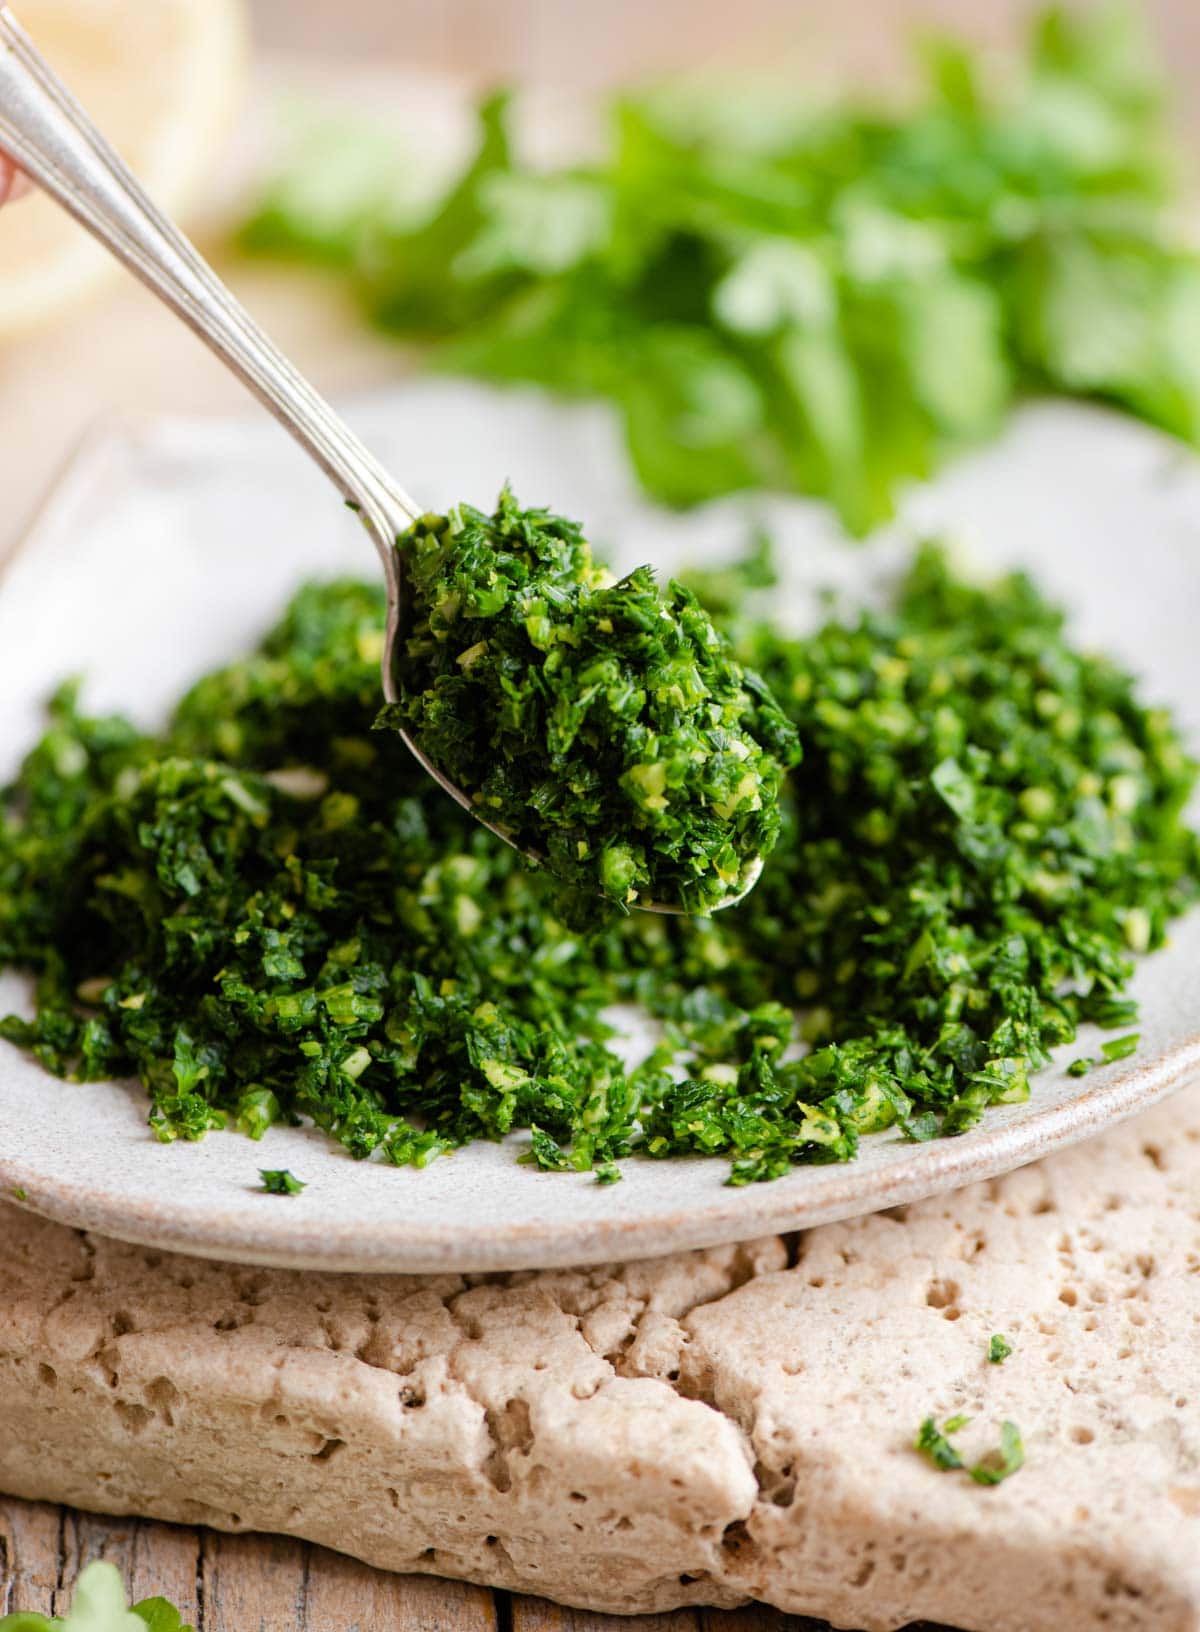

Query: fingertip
left=0, top=158, right=29, bottom=205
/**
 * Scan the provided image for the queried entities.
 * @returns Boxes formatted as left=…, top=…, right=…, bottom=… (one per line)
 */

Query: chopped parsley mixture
left=1, top=535, right=1196, bottom=1182
left=380, top=490, right=799, bottom=915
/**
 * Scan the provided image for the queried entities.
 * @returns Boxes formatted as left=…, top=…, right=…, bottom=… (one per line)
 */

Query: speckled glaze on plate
left=2, top=384, right=1199, bottom=1273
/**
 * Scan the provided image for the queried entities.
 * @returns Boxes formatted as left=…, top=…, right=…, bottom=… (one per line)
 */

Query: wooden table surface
left=0, top=1495, right=951, bottom=1631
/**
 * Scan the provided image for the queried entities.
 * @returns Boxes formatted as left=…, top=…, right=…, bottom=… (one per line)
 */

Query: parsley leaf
left=1069, top=1030, right=1141, bottom=1077
left=1100, top=1032, right=1140, bottom=1062
left=915, top=1416, right=966, bottom=1471
left=130, top=1603, right=191, bottom=1632
left=259, top=1169, right=306, bottom=1196
left=916, top=1415, right=1025, bottom=1486
left=969, top=1420, right=1026, bottom=1486
left=988, top=1333, right=1014, bottom=1363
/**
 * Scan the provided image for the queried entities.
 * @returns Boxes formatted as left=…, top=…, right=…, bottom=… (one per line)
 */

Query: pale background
left=249, top=0, right=1200, bottom=113
left=3, top=0, right=1200, bottom=564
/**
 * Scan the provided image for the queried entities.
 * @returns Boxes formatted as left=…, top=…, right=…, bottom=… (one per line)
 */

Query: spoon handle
left=0, top=6, right=420, bottom=557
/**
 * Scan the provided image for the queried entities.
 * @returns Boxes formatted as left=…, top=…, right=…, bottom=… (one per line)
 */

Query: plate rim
left=4, top=1036, right=1199, bottom=1272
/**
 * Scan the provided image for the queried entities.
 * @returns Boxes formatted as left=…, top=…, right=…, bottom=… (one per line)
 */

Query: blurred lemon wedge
left=0, top=0, right=248, bottom=338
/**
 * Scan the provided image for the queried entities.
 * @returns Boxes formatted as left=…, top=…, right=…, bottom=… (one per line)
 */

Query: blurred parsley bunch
left=242, top=6, right=1200, bottom=531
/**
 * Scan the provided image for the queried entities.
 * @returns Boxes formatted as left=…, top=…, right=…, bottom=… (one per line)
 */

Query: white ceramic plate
left=2, top=383, right=1199, bottom=1272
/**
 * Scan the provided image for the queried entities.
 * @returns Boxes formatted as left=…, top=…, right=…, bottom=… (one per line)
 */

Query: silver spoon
left=0, top=8, right=762, bottom=916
